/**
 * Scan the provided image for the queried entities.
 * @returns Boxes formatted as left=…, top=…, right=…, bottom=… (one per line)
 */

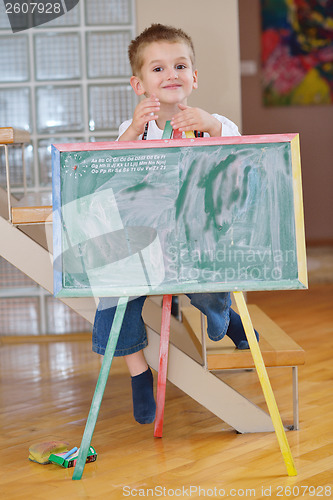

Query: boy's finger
left=143, top=113, right=159, bottom=121
left=171, top=117, right=196, bottom=129
left=171, top=109, right=192, bottom=122
left=142, top=107, right=160, bottom=119
left=173, top=120, right=198, bottom=131
left=145, top=94, right=159, bottom=104
left=142, top=100, right=160, bottom=110
left=177, top=125, right=196, bottom=132
left=139, top=106, right=159, bottom=120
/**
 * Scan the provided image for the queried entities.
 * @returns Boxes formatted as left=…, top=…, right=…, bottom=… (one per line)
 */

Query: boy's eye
left=153, top=67, right=163, bottom=72
left=176, top=64, right=186, bottom=70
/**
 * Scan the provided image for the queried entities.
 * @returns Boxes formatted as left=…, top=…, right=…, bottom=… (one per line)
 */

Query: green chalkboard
left=51, top=134, right=307, bottom=297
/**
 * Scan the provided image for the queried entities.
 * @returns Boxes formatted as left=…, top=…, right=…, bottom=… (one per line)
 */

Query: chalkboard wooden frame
left=52, top=133, right=307, bottom=298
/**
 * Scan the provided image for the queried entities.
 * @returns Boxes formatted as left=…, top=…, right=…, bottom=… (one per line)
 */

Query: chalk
left=63, top=447, right=78, bottom=460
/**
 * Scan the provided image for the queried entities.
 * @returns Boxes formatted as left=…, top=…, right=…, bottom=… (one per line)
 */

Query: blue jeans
left=92, top=292, right=231, bottom=356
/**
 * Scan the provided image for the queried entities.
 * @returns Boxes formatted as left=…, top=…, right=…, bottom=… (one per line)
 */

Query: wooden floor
left=1, top=285, right=332, bottom=499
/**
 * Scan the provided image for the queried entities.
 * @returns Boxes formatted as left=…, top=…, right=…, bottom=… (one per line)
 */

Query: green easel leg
left=72, top=296, right=129, bottom=480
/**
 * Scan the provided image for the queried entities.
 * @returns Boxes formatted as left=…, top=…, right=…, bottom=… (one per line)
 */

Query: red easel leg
left=172, top=129, right=182, bottom=139
left=154, top=294, right=172, bottom=438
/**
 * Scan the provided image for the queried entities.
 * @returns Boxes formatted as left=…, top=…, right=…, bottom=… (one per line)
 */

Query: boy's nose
left=167, top=68, right=178, bottom=79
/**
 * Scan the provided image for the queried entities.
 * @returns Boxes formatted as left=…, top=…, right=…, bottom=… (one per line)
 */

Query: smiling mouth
left=163, top=84, right=182, bottom=89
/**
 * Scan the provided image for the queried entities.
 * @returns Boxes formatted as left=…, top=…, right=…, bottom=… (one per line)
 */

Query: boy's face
left=130, top=41, right=198, bottom=105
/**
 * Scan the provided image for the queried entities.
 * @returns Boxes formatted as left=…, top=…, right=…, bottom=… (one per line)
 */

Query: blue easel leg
left=72, top=296, right=129, bottom=480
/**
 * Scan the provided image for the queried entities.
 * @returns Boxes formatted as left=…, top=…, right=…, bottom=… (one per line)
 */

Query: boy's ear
left=192, top=70, right=198, bottom=89
left=130, top=75, right=146, bottom=96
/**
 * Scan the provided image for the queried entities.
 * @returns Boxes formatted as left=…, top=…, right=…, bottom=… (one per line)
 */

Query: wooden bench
left=182, top=304, right=305, bottom=430
left=11, top=206, right=52, bottom=225
left=0, top=127, right=52, bottom=225
left=0, top=127, right=30, bottom=145
left=11, top=192, right=52, bottom=225
left=0, top=127, right=32, bottom=223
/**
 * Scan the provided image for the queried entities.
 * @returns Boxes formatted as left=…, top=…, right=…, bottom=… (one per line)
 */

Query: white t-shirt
left=117, top=113, right=240, bottom=140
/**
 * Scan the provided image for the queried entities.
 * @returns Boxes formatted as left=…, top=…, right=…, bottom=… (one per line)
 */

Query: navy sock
left=131, top=367, right=156, bottom=424
left=226, top=308, right=259, bottom=350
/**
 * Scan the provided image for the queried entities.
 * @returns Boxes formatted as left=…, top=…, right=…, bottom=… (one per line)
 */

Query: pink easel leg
left=172, top=129, right=182, bottom=139
left=154, top=294, right=172, bottom=438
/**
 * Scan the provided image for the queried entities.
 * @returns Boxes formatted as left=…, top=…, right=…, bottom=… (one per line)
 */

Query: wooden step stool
left=0, top=127, right=31, bottom=222
left=11, top=192, right=53, bottom=225
left=181, top=304, right=305, bottom=430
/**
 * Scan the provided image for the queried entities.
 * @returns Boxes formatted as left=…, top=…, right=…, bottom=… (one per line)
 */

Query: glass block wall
left=0, top=0, right=136, bottom=335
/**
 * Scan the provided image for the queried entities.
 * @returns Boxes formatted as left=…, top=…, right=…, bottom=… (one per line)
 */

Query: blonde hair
left=128, top=23, right=195, bottom=76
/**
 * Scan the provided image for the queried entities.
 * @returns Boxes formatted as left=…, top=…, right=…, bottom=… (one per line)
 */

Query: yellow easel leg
left=233, top=291, right=297, bottom=477
left=185, top=131, right=195, bottom=138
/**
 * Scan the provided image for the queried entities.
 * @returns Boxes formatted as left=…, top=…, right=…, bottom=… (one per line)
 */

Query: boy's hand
left=171, top=103, right=222, bottom=137
left=118, top=95, right=160, bottom=141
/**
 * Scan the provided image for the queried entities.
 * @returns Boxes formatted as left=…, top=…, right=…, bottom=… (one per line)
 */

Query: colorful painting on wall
left=261, top=0, right=333, bottom=106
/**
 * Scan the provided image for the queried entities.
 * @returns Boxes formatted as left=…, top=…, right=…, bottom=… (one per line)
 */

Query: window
left=0, top=0, right=136, bottom=335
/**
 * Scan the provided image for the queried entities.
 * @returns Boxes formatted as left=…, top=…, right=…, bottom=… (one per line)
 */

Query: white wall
left=135, top=0, right=242, bottom=130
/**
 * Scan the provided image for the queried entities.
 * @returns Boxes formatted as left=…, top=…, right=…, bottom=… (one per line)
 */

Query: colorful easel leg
left=172, top=129, right=182, bottom=139
left=233, top=291, right=297, bottom=477
left=72, top=296, right=129, bottom=480
left=154, top=294, right=172, bottom=438
left=153, top=128, right=194, bottom=438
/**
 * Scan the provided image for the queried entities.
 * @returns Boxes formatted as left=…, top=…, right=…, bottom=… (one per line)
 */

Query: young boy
left=92, top=24, right=259, bottom=425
